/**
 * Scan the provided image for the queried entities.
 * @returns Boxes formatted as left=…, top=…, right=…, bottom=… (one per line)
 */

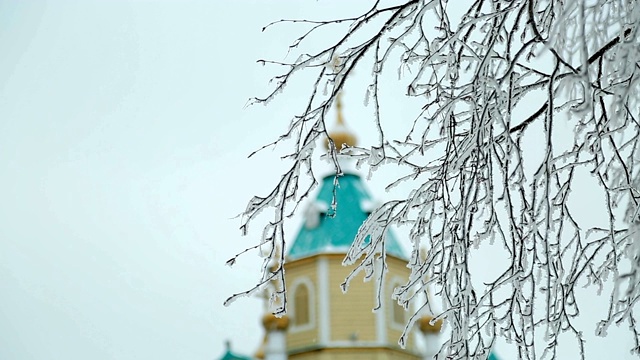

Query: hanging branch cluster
left=227, top=0, right=640, bottom=358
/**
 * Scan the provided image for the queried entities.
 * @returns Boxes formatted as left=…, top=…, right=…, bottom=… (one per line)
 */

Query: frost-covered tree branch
left=227, top=1, right=640, bottom=358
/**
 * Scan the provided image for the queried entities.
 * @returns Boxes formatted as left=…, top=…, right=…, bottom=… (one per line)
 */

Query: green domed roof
left=287, top=173, right=406, bottom=260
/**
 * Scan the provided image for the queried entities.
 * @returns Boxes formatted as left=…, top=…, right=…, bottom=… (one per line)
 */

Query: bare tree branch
left=230, top=1, right=640, bottom=358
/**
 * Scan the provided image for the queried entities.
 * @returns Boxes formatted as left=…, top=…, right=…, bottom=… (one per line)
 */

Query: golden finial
left=336, top=93, right=345, bottom=125
left=332, top=56, right=346, bottom=126
left=325, top=56, right=357, bottom=151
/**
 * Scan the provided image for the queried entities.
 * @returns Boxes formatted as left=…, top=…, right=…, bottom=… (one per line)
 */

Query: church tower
left=256, top=93, right=435, bottom=360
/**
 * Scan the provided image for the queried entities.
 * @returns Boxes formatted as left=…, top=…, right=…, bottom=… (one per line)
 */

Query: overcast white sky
left=0, top=1, right=636, bottom=359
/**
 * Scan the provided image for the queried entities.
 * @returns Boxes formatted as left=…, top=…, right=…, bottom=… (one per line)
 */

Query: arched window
left=293, top=284, right=310, bottom=326
left=393, top=298, right=405, bottom=325
left=390, top=280, right=406, bottom=327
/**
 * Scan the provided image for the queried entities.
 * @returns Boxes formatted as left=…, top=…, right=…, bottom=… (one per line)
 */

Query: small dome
left=326, top=129, right=357, bottom=152
left=418, top=315, right=443, bottom=334
left=262, top=313, right=290, bottom=331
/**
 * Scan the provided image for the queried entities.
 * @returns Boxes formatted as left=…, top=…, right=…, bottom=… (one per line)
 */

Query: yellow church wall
left=285, top=257, right=320, bottom=350
left=327, top=255, right=378, bottom=342
left=385, top=256, right=415, bottom=351
left=387, top=327, right=405, bottom=351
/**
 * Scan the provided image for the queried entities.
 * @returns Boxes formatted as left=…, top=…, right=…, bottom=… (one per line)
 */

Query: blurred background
left=0, top=1, right=634, bottom=359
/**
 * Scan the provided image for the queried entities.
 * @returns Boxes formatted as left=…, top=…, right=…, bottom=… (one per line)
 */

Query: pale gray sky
left=0, top=1, right=635, bottom=359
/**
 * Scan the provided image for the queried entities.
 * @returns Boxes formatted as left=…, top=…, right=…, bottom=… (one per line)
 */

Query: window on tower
left=390, top=280, right=406, bottom=327
left=293, top=283, right=310, bottom=326
left=393, top=298, right=406, bottom=325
